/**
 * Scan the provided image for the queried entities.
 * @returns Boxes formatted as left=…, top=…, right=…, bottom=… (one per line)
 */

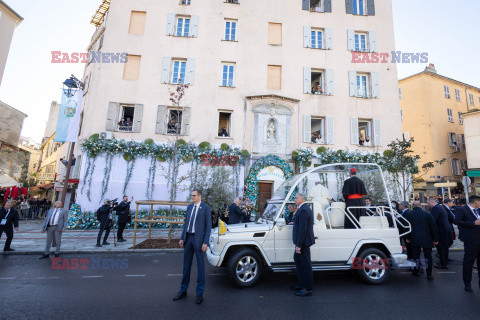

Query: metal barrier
left=16, top=205, right=52, bottom=220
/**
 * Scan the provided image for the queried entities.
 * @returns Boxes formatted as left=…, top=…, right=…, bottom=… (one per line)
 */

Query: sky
left=0, top=0, right=479, bottom=144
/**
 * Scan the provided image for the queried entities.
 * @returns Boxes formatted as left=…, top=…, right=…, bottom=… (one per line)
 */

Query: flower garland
left=100, top=153, right=114, bottom=201
left=244, top=155, right=294, bottom=210
left=145, top=157, right=157, bottom=200
left=86, top=158, right=96, bottom=201
left=293, top=147, right=387, bottom=169
left=123, top=156, right=136, bottom=195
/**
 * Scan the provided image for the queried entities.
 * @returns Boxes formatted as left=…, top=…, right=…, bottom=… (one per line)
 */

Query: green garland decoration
left=100, top=153, right=114, bottom=202
left=244, top=155, right=294, bottom=210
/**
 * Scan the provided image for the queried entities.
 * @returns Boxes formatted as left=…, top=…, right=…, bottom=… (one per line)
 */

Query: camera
left=110, top=198, right=119, bottom=208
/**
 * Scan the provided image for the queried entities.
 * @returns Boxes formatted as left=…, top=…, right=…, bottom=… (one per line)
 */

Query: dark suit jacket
left=96, top=205, right=111, bottom=223
left=430, top=204, right=451, bottom=234
left=181, top=202, right=212, bottom=249
left=454, top=205, right=480, bottom=244
left=228, top=203, right=243, bottom=224
left=404, top=207, right=438, bottom=248
left=292, top=203, right=315, bottom=248
left=0, top=208, right=19, bottom=228
left=115, top=201, right=131, bottom=223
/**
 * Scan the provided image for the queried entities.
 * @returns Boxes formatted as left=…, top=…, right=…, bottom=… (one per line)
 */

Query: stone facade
left=0, top=100, right=27, bottom=146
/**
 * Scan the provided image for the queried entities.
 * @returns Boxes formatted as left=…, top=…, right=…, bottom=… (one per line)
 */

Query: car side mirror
left=276, top=218, right=286, bottom=229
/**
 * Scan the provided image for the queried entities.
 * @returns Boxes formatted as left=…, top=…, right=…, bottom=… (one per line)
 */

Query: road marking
left=167, top=274, right=183, bottom=277
left=125, top=274, right=145, bottom=277
left=208, top=273, right=226, bottom=276
left=82, top=275, right=103, bottom=278
left=36, top=277, right=59, bottom=279
left=438, top=271, right=456, bottom=274
left=0, top=277, right=15, bottom=280
left=153, top=260, right=159, bottom=263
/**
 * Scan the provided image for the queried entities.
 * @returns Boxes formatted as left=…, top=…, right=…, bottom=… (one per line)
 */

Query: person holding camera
left=115, top=196, right=133, bottom=242
left=96, top=199, right=113, bottom=247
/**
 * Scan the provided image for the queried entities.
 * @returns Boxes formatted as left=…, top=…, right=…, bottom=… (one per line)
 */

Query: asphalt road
left=0, top=252, right=479, bottom=320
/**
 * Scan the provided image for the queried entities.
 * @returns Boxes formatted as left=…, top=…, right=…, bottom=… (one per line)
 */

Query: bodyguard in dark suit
left=453, top=195, right=480, bottom=293
left=404, top=201, right=438, bottom=280
left=228, top=197, right=244, bottom=224
left=427, top=198, right=452, bottom=269
left=174, top=189, right=212, bottom=304
left=291, top=193, right=315, bottom=297
left=398, top=201, right=413, bottom=259
left=115, top=196, right=133, bottom=242
left=96, top=200, right=113, bottom=247
left=0, top=201, right=19, bottom=252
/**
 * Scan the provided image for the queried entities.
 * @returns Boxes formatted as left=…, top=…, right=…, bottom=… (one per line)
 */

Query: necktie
left=4, top=210, right=10, bottom=219
left=188, top=205, right=198, bottom=233
left=50, top=209, right=58, bottom=225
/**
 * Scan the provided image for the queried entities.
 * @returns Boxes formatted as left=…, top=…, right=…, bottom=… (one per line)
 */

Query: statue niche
left=267, top=118, right=277, bottom=141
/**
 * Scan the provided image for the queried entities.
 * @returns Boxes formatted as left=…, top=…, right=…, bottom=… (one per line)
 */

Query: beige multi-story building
left=76, top=0, right=403, bottom=208
left=461, top=110, right=480, bottom=194
left=399, top=64, right=480, bottom=196
left=0, top=0, right=22, bottom=87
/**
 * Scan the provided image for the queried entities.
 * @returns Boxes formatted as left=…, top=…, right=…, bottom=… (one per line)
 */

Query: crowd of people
left=0, top=195, right=52, bottom=220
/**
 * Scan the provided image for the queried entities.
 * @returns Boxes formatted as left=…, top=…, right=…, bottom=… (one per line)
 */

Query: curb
left=2, top=249, right=184, bottom=255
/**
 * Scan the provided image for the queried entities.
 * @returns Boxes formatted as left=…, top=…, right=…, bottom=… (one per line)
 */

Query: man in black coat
left=404, top=201, right=438, bottom=280
left=443, top=198, right=456, bottom=262
left=0, top=201, right=20, bottom=251
left=228, top=197, right=244, bottom=224
left=115, top=196, right=133, bottom=242
left=292, top=193, right=315, bottom=297
left=342, top=168, right=367, bottom=229
left=398, top=201, right=413, bottom=259
left=453, top=195, right=480, bottom=293
left=427, top=198, right=452, bottom=269
left=96, top=199, right=113, bottom=247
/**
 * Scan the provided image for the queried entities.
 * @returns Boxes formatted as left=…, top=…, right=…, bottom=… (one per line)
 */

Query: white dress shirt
left=50, top=209, right=60, bottom=226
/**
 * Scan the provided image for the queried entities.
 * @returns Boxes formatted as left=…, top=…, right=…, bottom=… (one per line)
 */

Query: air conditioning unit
left=99, top=132, right=113, bottom=140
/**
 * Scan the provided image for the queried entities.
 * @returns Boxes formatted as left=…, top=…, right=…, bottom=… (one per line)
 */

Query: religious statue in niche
left=267, top=119, right=277, bottom=141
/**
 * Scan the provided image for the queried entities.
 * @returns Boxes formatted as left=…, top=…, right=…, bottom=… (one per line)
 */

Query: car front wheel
left=356, top=248, right=390, bottom=285
left=227, top=248, right=263, bottom=288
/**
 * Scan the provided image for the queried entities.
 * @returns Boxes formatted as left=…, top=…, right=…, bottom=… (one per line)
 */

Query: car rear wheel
left=356, top=248, right=390, bottom=284
left=227, top=248, right=263, bottom=288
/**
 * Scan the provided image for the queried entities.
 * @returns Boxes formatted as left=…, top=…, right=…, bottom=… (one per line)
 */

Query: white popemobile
left=207, top=163, right=414, bottom=287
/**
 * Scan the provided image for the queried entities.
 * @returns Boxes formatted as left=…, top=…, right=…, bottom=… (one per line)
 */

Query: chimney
left=425, top=63, right=437, bottom=74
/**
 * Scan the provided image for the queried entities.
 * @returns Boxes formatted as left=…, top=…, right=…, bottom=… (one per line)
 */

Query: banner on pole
left=54, top=89, right=84, bottom=142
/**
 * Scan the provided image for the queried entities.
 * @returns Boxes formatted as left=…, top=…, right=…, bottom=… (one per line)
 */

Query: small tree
left=383, top=138, right=445, bottom=201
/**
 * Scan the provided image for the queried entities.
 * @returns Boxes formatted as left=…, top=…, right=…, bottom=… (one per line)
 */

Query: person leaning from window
left=218, top=127, right=229, bottom=137
left=118, top=118, right=127, bottom=129
left=364, top=137, right=372, bottom=147
left=115, top=196, right=133, bottom=242
left=96, top=199, right=113, bottom=247
left=167, top=120, right=176, bottom=133
left=359, top=133, right=365, bottom=146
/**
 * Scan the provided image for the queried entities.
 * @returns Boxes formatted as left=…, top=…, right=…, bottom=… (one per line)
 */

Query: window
left=461, top=134, right=466, bottom=149
left=117, top=106, right=135, bottom=131
left=459, top=112, right=463, bottom=125
left=448, top=132, right=457, bottom=147
left=455, top=89, right=461, bottom=102
left=310, top=117, right=325, bottom=144
left=218, top=112, right=232, bottom=137
left=444, top=85, right=450, bottom=98
left=447, top=108, right=453, bottom=122
left=469, top=94, right=475, bottom=106
left=267, top=65, right=282, bottom=90
left=399, top=88, right=402, bottom=100
left=351, top=118, right=381, bottom=146
left=309, top=0, right=323, bottom=12
left=358, top=120, right=373, bottom=146
left=310, top=69, right=325, bottom=94
left=161, top=57, right=195, bottom=85
left=224, top=19, right=237, bottom=41
left=353, top=0, right=367, bottom=15
left=451, top=158, right=460, bottom=176
left=225, top=0, right=239, bottom=3
left=357, top=74, right=369, bottom=98
left=123, top=54, right=141, bottom=80
left=310, top=29, right=323, bottom=49
left=167, top=109, right=183, bottom=135
left=268, top=23, right=282, bottom=46
left=400, top=110, right=404, bottom=122
left=221, top=63, right=236, bottom=87
left=349, top=71, right=378, bottom=98
left=460, top=160, right=467, bottom=172
left=176, top=16, right=190, bottom=37
left=171, top=60, right=187, bottom=84
left=180, top=0, right=191, bottom=4
left=354, top=32, right=367, bottom=52
left=129, top=11, right=146, bottom=35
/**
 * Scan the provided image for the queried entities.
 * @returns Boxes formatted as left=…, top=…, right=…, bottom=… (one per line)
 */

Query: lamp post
left=59, top=75, right=83, bottom=208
